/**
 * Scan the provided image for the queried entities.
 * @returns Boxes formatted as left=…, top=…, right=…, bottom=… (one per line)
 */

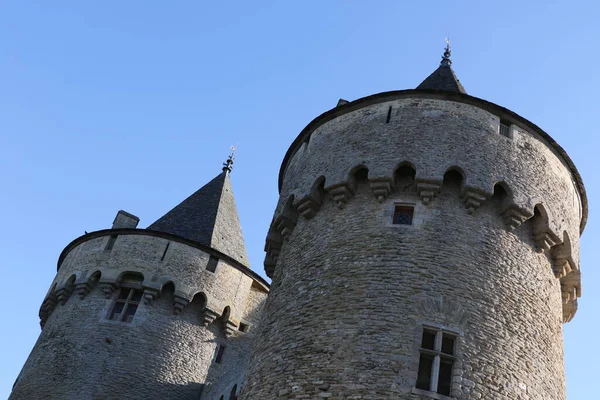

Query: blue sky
left=1, top=1, right=598, bottom=398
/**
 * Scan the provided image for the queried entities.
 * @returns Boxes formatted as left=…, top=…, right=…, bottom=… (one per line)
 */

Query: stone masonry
left=242, top=91, right=585, bottom=397
left=10, top=48, right=586, bottom=400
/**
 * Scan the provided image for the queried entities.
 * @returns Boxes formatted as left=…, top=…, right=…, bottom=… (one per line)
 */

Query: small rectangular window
left=393, top=205, right=414, bottom=225
left=416, top=326, right=458, bottom=395
left=499, top=121, right=510, bottom=137
left=215, top=345, right=225, bottom=364
left=109, top=287, right=143, bottom=322
left=105, top=235, right=118, bottom=251
left=238, top=322, right=249, bottom=333
left=206, top=256, right=218, bottom=273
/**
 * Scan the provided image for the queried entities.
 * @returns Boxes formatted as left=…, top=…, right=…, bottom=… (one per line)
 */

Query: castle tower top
left=416, top=39, right=466, bottom=93
left=147, top=168, right=250, bottom=266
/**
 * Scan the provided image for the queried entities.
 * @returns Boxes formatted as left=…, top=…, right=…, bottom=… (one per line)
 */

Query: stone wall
left=10, top=231, right=268, bottom=400
left=244, top=95, right=582, bottom=399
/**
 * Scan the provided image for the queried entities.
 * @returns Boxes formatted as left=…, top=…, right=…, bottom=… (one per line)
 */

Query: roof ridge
left=147, top=170, right=250, bottom=266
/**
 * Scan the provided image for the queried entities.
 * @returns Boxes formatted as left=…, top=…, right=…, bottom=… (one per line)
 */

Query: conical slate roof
left=147, top=169, right=250, bottom=266
left=416, top=42, right=466, bottom=94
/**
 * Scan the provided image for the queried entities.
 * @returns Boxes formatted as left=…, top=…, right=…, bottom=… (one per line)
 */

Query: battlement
left=265, top=96, right=584, bottom=324
left=276, top=91, right=587, bottom=232
left=44, top=229, right=268, bottom=329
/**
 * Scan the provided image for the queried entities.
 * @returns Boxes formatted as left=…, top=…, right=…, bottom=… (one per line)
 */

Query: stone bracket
left=75, top=282, right=93, bottom=299
left=560, top=271, right=581, bottom=323
left=326, top=183, right=354, bottom=209
left=500, top=205, right=532, bottom=230
left=296, top=196, right=321, bottom=219
left=369, top=179, right=393, bottom=203
left=100, top=282, right=117, bottom=299
left=461, top=187, right=488, bottom=214
left=143, top=288, right=160, bottom=305
left=533, top=231, right=559, bottom=253
left=55, top=287, right=73, bottom=305
left=173, top=294, right=190, bottom=314
left=275, top=215, right=296, bottom=240
left=202, top=308, right=220, bottom=326
left=264, top=254, right=277, bottom=278
left=224, top=319, right=238, bottom=337
left=416, top=181, right=441, bottom=205
left=39, top=294, right=58, bottom=328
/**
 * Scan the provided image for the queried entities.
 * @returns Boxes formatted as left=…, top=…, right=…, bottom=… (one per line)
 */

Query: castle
left=10, top=45, right=586, bottom=400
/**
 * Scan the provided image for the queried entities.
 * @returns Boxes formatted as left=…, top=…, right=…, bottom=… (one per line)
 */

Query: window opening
left=238, top=322, right=249, bottom=333
left=109, top=287, right=143, bottom=322
left=215, top=345, right=226, bottom=364
left=386, top=106, right=393, bottom=123
left=416, top=327, right=457, bottom=396
left=206, top=256, right=218, bottom=273
left=499, top=121, right=510, bottom=137
left=160, top=242, right=170, bottom=261
left=229, top=384, right=238, bottom=400
left=105, top=235, right=118, bottom=251
left=393, top=205, right=414, bottom=225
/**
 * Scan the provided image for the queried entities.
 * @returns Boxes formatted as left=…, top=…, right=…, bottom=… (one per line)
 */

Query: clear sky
left=1, top=1, right=597, bottom=398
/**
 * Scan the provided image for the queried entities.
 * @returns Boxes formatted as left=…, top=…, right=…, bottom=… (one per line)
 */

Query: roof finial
left=441, top=37, right=452, bottom=66
left=222, top=145, right=236, bottom=172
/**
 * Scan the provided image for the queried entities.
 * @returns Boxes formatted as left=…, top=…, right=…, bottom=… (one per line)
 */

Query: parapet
left=265, top=95, right=584, bottom=323
left=44, top=228, right=268, bottom=330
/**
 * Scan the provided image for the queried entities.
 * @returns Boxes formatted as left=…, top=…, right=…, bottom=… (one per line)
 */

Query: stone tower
left=10, top=161, right=269, bottom=400
left=241, top=45, right=586, bottom=399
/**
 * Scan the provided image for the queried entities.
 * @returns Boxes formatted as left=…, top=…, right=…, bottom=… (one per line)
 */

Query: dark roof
left=147, top=170, right=250, bottom=266
left=416, top=64, right=466, bottom=93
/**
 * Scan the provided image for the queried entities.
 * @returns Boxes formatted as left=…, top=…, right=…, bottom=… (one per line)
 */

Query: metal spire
left=222, top=145, right=236, bottom=172
left=441, top=38, right=452, bottom=66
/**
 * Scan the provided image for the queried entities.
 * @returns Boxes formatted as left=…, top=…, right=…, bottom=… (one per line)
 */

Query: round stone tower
left=241, top=46, right=586, bottom=399
left=10, top=165, right=269, bottom=400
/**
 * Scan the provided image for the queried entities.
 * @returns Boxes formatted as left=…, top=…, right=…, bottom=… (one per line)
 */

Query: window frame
left=499, top=120, right=512, bottom=138
left=214, top=344, right=226, bottom=364
left=206, top=255, right=219, bottom=273
left=392, top=204, right=415, bottom=225
left=415, top=325, right=459, bottom=397
left=108, top=283, right=143, bottom=323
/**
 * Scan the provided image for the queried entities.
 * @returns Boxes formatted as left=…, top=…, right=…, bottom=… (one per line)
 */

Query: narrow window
left=238, top=322, right=249, bottom=333
left=160, top=242, right=170, bottom=261
left=215, top=345, right=226, bottom=364
left=105, top=235, right=118, bottom=251
left=229, top=384, right=238, bottom=400
left=416, top=326, right=457, bottom=396
left=499, top=121, right=511, bottom=137
left=386, top=105, right=392, bottom=123
left=206, top=256, right=218, bottom=273
left=393, top=205, right=414, bottom=225
left=109, top=287, right=143, bottom=322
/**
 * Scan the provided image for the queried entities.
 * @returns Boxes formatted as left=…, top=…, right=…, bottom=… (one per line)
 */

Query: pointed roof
left=417, top=41, right=466, bottom=94
left=147, top=167, right=250, bottom=266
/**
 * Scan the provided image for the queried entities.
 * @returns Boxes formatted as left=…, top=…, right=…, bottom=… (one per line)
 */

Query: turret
left=241, top=45, right=586, bottom=399
left=10, top=159, right=268, bottom=400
